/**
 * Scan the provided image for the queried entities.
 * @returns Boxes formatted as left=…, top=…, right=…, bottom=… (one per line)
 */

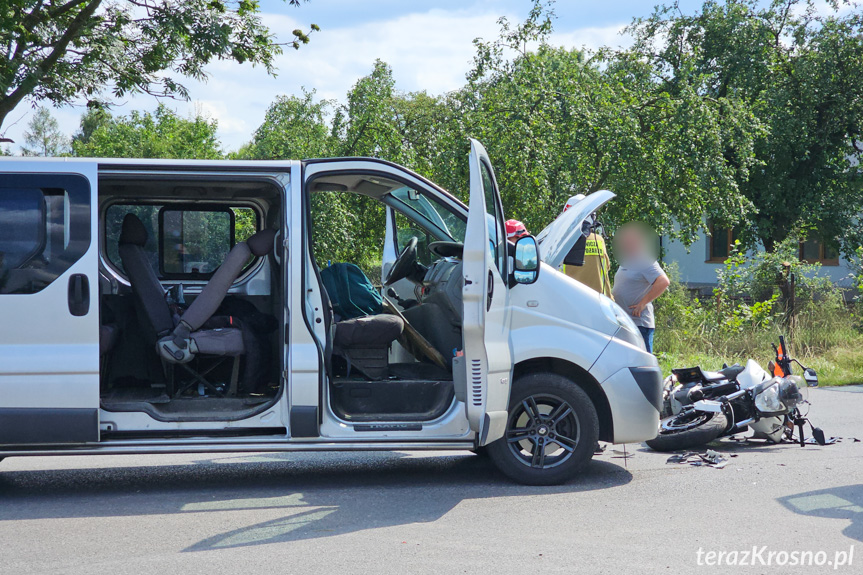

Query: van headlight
left=600, top=296, right=645, bottom=350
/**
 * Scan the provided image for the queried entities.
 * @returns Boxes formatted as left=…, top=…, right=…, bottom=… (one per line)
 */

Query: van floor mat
left=100, top=395, right=276, bottom=422
left=388, top=362, right=452, bottom=381
left=101, top=388, right=171, bottom=404
left=330, top=378, right=455, bottom=422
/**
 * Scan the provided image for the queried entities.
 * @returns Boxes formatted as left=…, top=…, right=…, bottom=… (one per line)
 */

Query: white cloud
left=550, top=23, right=632, bottom=52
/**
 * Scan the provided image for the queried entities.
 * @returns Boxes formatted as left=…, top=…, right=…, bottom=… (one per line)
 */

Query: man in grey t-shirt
left=611, top=224, right=670, bottom=353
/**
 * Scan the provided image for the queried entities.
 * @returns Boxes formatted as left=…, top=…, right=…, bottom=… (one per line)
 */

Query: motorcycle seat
left=700, top=369, right=728, bottom=382
left=672, top=364, right=744, bottom=384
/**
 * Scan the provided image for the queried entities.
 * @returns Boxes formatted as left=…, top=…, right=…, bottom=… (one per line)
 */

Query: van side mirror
left=512, top=235, right=540, bottom=285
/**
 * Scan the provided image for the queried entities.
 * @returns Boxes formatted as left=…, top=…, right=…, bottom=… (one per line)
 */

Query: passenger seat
left=118, top=213, right=275, bottom=394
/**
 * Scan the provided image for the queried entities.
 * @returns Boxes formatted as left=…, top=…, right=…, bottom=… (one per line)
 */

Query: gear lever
left=386, top=287, right=419, bottom=310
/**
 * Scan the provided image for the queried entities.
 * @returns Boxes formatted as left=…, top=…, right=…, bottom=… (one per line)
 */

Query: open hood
left=535, top=190, right=616, bottom=269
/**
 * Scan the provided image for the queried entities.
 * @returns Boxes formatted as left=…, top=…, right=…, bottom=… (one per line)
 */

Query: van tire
left=487, top=372, right=599, bottom=485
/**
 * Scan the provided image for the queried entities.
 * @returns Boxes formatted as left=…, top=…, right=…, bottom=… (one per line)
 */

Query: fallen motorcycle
left=647, top=336, right=824, bottom=452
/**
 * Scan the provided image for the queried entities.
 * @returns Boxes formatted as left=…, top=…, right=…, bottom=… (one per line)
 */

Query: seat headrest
left=246, top=228, right=277, bottom=257
left=119, top=213, right=148, bottom=246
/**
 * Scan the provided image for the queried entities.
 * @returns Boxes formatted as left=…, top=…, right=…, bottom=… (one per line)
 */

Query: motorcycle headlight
left=779, top=376, right=806, bottom=409
left=754, top=382, right=785, bottom=414
left=600, top=296, right=644, bottom=350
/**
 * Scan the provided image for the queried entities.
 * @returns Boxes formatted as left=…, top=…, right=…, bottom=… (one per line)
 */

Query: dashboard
left=420, top=257, right=464, bottom=328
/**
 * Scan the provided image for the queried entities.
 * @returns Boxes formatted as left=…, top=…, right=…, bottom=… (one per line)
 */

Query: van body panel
left=0, top=162, right=100, bottom=444
left=0, top=155, right=661, bottom=458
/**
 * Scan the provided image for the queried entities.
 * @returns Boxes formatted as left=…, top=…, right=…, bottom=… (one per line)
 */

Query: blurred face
left=613, top=222, right=658, bottom=265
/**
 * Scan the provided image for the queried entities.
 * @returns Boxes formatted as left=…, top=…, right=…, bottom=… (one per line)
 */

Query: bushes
left=654, top=244, right=863, bottom=385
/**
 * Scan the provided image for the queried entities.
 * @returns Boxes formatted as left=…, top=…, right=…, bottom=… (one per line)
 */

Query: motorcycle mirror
left=812, top=427, right=826, bottom=446
left=804, top=368, right=818, bottom=387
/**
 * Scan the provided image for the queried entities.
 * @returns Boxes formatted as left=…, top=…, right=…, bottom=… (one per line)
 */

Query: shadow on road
left=634, top=436, right=834, bottom=455
left=0, top=452, right=632, bottom=550
left=778, top=485, right=863, bottom=543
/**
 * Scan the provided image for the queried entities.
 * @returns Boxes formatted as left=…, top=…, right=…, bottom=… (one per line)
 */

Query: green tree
left=451, top=1, right=758, bottom=240
left=630, top=0, right=863, bottom=252
left=0, top=0, right=317, bottom=132
left=242, top=90, right=335, bottom=160
left=71, top=107, right=112, bottom=147
left=72, top=104, right=222, bottom=159
left=21, top=106, right=68, bottom=156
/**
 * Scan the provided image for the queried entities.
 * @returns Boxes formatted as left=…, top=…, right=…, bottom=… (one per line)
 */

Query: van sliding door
left=0, top=163, right=100, bottom=445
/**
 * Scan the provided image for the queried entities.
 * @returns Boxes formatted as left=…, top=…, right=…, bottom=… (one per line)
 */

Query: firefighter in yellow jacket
left=561, top=194, right=613, bottom=299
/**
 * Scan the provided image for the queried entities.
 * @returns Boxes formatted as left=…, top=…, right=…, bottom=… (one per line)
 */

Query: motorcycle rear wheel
left=645, top=410, right=728, bottom=452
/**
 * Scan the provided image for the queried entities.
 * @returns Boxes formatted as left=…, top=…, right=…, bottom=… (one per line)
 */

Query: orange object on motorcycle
left=773, top=344, right=786, bottom=376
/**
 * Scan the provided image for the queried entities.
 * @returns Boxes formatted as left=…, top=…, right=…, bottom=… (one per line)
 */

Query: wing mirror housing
left=804, top=368, right=818, bottom=387
left=511, top=235, right=541, bottom=286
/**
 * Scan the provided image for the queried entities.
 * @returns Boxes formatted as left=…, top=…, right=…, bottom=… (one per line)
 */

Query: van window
left=0, top=190, right=44, bottom=269
left=104, top=204, right=258, bottom=279
left=161, top=208, right=234, bottom=276
left=394, top=211, right=435, bottom=267
left=479, top=160, right=506, bottom=275
left=0, top=175, right=91, bottom=295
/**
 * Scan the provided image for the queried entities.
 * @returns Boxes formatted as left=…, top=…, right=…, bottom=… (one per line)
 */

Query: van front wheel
left=487, top=372, right=599, bottom=485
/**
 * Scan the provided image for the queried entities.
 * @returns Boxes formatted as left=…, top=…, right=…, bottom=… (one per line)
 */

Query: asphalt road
left=1, top=386, right=862, bottom=575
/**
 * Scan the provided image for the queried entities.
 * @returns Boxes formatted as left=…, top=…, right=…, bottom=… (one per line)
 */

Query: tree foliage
left=0, top=0, right=316, bottom=131
left=21, top=106, right=68, bottom=156
left=243, top=3, right=762, bottom=250
left=242, top=90, right=335, bottom=160
left=630, top=0, right=863, bottom=252
left=72, top=103, right=222, bottom=158
left=21, top=0, right=863, bottom=267
left=447, top=4, right=759, bottom=241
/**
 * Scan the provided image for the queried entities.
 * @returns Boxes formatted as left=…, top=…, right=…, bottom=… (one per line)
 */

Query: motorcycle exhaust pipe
left=733, top=417, right=756, bottom=430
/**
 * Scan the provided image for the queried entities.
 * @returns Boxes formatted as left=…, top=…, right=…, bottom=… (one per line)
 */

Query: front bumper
left=600, top=365, right=662, bottom=444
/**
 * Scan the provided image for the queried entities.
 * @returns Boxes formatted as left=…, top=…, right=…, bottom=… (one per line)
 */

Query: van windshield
left=388, top=186, right=466, bottom=243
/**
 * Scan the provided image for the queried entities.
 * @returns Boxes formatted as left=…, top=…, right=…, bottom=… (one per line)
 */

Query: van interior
left=97, top=175, right=285, bottom=423
left=97, top=171, right=469, bottom=426
left=307, top=173, right=467, bottom=423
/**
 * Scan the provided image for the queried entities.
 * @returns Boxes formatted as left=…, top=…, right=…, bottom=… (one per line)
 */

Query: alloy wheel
left=505, top=393, right=581, bottom=469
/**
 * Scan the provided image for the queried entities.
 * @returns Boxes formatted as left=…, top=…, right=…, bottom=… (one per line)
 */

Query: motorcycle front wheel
left=645, top=410, right=728, bottom=452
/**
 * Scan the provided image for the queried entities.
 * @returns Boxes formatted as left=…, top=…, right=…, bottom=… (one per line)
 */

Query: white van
left=0, top=139, right=660, bottom=485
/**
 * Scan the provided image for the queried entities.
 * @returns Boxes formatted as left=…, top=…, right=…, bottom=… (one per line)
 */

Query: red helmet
left=505, top=219, right=529, bottom=240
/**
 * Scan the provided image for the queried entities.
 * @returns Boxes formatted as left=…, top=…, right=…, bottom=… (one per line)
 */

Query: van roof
left=0, top=156, right=295, bottom=169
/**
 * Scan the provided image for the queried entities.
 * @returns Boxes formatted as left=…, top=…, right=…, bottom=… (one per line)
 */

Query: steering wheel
left=428, top=241, right=464, bottom=259
left=384, top=236, right=418, bottom=286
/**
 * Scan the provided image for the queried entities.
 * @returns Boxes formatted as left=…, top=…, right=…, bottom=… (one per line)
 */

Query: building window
left=800, top=236, right=840, bottom=266
left=707, top=223, right=735, bottom=262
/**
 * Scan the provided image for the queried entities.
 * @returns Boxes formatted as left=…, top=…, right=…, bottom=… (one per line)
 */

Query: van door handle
left=68, top=274, right=90, bottom=316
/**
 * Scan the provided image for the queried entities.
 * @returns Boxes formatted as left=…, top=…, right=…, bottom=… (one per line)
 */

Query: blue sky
left=4, top=0, right=710, bottom=152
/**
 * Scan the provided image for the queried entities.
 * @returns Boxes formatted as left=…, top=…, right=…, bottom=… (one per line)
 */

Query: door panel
left=461, top=139, right=513, bottom=445
left=0, top=164, right=101, bottom=444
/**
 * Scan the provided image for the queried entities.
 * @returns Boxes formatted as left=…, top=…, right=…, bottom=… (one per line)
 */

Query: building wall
left=661, top=231, right=856, bottom=289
